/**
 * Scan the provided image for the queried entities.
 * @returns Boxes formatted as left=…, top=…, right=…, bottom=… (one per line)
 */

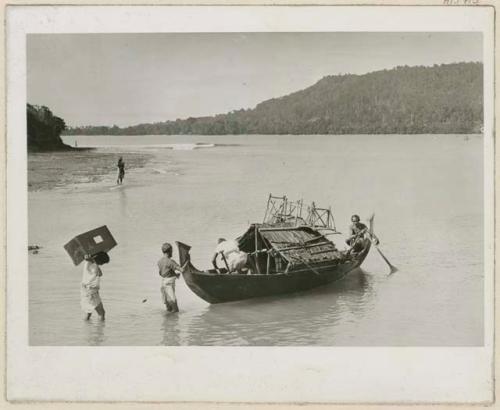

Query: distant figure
left=74, top=140, right=78, bottom=148
left=346, top=214, right=368, bottom=251
left=81, top=252, right=109, bottom=320
left=117, top=157, right=125, bottom=185
left=212, top=238, right=248, bottom=274
left=158, top=242, right=183, bottom=313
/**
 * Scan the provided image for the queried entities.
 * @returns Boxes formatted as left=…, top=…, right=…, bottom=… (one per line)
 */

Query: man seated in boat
left=346, top=214, right=368, bottom=252
left=212, top=238, right=249, bottom=274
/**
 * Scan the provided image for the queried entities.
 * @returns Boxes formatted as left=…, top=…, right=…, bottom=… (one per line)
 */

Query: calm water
left=29, top=134, right=484, bottom=346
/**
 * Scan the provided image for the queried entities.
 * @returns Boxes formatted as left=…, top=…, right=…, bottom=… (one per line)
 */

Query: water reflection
left=159, top=269, right=375, bottom=346
left=160, top=311, right=182, bottom=345
left=84, top=319, right=106, bottom=346
left=118, top=186, right=131, bottom=217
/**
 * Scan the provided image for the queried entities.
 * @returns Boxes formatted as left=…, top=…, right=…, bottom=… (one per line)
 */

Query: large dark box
left=64, top=225, right=117, bottom=266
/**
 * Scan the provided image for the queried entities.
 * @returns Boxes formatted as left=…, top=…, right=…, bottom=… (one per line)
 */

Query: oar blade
left=375, top=246, right=398, bottom=274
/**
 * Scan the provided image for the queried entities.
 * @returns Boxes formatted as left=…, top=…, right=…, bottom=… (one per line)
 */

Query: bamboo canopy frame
left=306, top=202, right=337, bottom=232
left=262, top=193, right=339, bottom=233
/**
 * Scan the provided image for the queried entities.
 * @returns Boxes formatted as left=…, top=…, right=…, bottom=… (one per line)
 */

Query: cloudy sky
left=27, top=32, right=482, bottom=127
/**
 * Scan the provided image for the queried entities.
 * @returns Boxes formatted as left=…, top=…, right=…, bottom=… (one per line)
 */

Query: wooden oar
left=219, top=251, right=231, bottom=273
left=367, top=214, right=398, bottom=274
left=374, top=246, right=398, bottom=274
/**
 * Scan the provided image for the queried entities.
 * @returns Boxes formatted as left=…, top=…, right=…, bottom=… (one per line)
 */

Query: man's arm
left=171, top=259, right=184, bottom=277
left=365, top=229, right=380, bottom=245
left=211, top=253, right=219, bottom=270
left=348, top=224, right=368, bottom=243
left=347, top=225, right=357, bottom=241
left=158, top=261, right=166, bottom=277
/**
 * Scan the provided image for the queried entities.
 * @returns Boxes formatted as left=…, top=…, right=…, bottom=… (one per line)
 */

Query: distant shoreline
left=62, top=132, right=483, bottom=137
left=30, top=146, right=96, bottom=152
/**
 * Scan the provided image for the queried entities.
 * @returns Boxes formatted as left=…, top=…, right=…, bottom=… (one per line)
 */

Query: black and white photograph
left=6, top=5, right=495, bottom=403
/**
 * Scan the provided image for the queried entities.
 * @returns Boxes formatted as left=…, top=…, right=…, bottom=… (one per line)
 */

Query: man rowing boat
left=346, top=214, right=367, bottom=246
left=346, top=214, right=379, bottom=253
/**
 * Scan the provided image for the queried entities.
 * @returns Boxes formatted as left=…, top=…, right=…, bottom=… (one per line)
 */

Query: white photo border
left=6, top=5, right=495, bottom=403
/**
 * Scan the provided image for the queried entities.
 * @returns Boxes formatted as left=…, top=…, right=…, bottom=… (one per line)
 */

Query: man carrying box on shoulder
left=81, top=252, right=109, bottom=320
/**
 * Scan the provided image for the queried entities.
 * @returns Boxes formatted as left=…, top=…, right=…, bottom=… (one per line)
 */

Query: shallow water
left=29, top=134, right=484, bottom=346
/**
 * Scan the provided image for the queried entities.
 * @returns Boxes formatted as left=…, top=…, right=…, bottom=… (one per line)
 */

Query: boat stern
left=176, top=241, right=192, bottom=267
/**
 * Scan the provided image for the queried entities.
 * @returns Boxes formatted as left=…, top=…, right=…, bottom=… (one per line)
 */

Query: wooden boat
left=176, top=195, right=372, bottom=304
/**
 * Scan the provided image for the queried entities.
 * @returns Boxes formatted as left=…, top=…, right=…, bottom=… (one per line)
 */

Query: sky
left=27, top=32, right=482, bottom=127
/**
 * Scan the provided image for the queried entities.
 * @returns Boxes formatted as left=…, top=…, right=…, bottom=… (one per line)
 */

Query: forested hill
left=65, top=62, right=483, bottom=136
left=27, top=104, right=73, bottom=152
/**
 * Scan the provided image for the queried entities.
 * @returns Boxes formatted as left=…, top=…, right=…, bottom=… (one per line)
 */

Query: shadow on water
left=83, top=319, right=107, bottom=346
left=160, top=268, right=376, bottom=346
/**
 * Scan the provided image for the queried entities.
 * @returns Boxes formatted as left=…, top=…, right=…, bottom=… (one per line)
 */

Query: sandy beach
left=28, top=149, right=153, bottom=191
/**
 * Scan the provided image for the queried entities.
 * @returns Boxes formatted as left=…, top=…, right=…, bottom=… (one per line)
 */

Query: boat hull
left=179, top=240, right=371, bottom=304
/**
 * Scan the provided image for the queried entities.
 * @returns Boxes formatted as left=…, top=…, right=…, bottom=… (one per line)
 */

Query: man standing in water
left=117, top=156, right=125, bottom=185
left=81, top=252, right=109, bottom=320
left=158, top=243, right=183, bottom=313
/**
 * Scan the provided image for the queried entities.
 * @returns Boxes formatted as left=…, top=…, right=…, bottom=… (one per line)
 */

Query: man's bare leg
left=95, top=303, right=105, bottom=320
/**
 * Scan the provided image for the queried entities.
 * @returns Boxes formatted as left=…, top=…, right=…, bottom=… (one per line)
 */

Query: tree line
left=64, top=62, right=483, bottom=136
left=27, top=104, right=72, bottom=152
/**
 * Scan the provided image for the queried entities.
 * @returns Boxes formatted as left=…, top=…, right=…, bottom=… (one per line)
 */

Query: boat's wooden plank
left=259, top=226, right=309, bottom=231
left=261, top=229, right=319, bottom=245
left=273, top=241, right=334, bottom=252
left=310, top=248, right=340, bottom=256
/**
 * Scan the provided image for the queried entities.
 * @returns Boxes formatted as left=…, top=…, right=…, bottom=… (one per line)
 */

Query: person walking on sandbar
left=158, top=243, right=183, bottom=313
left=81, top=252, right=109, bottom=320
left=117, top=156, right=125, bottom=185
